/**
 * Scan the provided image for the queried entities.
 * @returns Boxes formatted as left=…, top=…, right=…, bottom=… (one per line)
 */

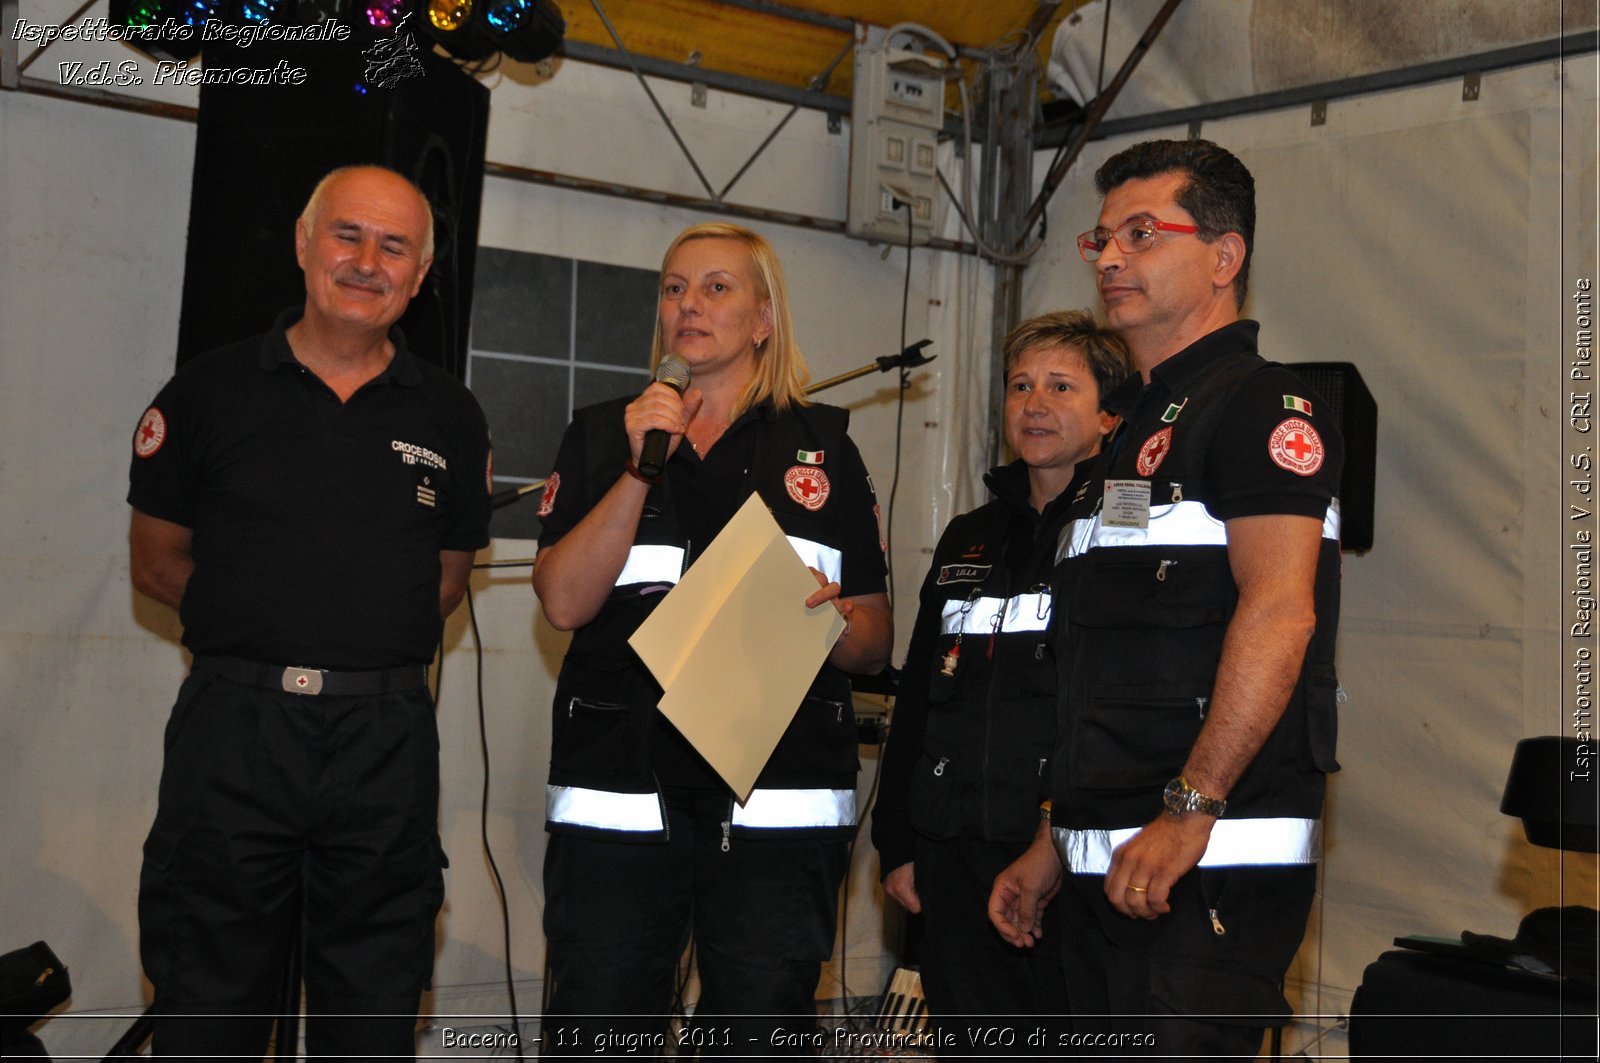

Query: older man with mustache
left=128, top=166, right=492, bottom=1060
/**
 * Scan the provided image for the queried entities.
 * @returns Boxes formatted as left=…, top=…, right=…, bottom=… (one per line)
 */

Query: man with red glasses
left=990, top=139, right=1344, bottom=1055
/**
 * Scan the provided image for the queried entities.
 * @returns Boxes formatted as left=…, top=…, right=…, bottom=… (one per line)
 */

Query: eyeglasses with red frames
left=1077, top=217, right=1201, bottom=262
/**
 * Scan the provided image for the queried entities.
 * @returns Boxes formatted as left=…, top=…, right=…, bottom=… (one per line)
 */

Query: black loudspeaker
left=1284, top=362, right=1377, bottom=553
left=176, top=39, right=489, bottom=378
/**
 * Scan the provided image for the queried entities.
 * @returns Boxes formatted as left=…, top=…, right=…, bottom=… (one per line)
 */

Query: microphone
left=637, top=354, right=691, bottom=480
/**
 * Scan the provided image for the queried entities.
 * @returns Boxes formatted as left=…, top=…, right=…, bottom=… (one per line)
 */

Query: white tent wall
left=0, top=57, right=990, bottom=1052
left=1020, top=54, right=1600, bottom=1016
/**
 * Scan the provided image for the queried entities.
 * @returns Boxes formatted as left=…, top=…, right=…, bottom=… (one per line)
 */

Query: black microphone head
left=655, top=354, right=691, bottom=394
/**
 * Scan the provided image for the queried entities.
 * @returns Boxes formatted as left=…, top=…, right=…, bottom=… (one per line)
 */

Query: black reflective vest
left=1050, top=338, right=1342, bottom=872
left=545, top=398, right=871, bottom=842
left=874, top=462, right=1074, bottom=871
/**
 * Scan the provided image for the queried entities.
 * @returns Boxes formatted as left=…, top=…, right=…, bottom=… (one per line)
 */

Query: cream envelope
left=629, top=492, right=846, bottom=801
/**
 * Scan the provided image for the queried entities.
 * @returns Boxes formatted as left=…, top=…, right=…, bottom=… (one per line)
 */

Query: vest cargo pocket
left=765, top=695, right=859, bottom=776
left=1303, top=670, right=1341, bottom=773
left=907, top=751, right=961, bottom=840
left=1071, top=688, right=1206, bottom=790
left=550, top=696, right=646, bottom=783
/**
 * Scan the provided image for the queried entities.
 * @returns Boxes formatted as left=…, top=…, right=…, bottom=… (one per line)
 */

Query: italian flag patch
left=796, top=449, right=824, bottom=463
left=1283, top=395, right=1313, bottom=416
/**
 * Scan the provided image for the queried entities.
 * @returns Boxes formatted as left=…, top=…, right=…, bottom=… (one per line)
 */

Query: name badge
left=1102, top=479, right=1151, bottom=529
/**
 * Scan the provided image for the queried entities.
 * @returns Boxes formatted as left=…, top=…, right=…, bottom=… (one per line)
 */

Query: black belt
left=193, top=655, right=429, bottom=697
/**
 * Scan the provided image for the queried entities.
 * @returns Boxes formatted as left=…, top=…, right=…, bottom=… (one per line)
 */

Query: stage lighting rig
left=107, top=0, right=565, bottom=69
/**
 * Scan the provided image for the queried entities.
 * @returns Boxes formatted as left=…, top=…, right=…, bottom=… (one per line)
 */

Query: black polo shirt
left=1099, top=320, right=1341, bottom=521
left=128, top=308, right=492, bottom=668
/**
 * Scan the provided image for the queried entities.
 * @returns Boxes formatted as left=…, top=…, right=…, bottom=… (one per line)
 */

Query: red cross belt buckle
left=282, top=667, right=324, bottom=695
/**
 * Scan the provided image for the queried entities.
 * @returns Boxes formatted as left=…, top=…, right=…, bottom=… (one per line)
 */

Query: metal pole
left=587, top=0, right=720, bottom=201
left=1021, top=0, right=1185, bottom=239
left=983, top=45, right=1039, bottom=467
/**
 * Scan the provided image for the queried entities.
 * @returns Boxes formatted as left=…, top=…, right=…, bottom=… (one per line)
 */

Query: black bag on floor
left=0, top=941, right=71, bottom=1059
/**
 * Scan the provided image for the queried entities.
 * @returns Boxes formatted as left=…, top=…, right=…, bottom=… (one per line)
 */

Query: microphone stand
left=804, top=339, right=935, bottom=396
left=489, top=480, right=546, bottom=512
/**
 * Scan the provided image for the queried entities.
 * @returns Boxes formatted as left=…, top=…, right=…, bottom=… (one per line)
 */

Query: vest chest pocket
left=1072, top=550, right=1233, bottom=630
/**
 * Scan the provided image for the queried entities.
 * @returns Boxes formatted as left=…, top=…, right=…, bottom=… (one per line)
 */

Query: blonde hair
left=649, top=222, right=810, bottom=414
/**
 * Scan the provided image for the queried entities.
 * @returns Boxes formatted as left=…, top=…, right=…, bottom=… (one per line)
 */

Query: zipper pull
left=1156, top=559, right=1175, bottom=582
left=1196, top=696, right=1209, bottom=719
left=720, top=820, right=732, bottom=852
left=1208, top=908, right=1226, bottom=936
left=1170, top=482, right=1184, bottom=503
left=837, top=703, right=844, bottom=723
left=1038, top=757, right=1047, bottom=777
left=1034, top=643, right=1045, bottom=661
left=933, top=756, right=949, bottom=777
left=34, top=966, right=55, bottom=987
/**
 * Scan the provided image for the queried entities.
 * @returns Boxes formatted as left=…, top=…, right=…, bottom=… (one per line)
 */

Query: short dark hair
left=1095, top=139, right=1255, bottom=307
left=1002, top=310, right=1133, bottom=403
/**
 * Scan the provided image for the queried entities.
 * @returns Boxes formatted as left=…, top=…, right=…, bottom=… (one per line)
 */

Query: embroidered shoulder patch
left=785, top=465, right=830, bottom=511
left=1268, top=418, right=1325, bottom=476
left=537, top=471, right=561, bottom=518
left=134, top=407, right=167, bottom=458
left=1136, top=427, right=1172, bottom=477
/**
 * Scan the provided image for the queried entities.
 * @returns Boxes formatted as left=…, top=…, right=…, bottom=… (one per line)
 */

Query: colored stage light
left=422, top=0, right=497, bottom=59
left=109, top=0, right=206, bottom=61
left=479, top=0, right=564, bottom=64
left=239, top=0, right=292, bottom=22
left=175, top=0, right=227, bottom=26
left=482, top=0, right=530, bottom=32
left=427, top=0, right=471, bottom=32
left=365, top=0, right=409, bottom=28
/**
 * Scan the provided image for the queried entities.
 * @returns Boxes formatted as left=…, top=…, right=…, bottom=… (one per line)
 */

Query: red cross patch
left=1269, top=418, right=1324, bottom=476
left=1136, top=427, right=1172, bottom=477
left=785, top=465, right=831, bottom=511
left=537, top=471, right=561, bottom=518
left=134, top=407, right=167, bottom=459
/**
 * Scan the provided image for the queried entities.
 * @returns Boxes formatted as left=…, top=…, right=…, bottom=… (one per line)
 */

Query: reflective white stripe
left=546, top=785, right=665, bottom=832
left=1053, top=817, right=1321, bottom=873
left=940, top=592, right=1051, bottom=635
left=1060, top=499, right=1342, bottom=560
left=731, top=787, right=857, bottom=829
left=786, top=537, right=842, bottom=583
left=616, top=545, right=685, bottom=586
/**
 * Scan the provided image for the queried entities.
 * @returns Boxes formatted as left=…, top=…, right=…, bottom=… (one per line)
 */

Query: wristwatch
left=1163, top=775, right=1226, bottom=818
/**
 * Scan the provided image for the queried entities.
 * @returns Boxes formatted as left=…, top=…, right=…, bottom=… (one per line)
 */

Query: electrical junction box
left=847, top=24, right=946, bottom=246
